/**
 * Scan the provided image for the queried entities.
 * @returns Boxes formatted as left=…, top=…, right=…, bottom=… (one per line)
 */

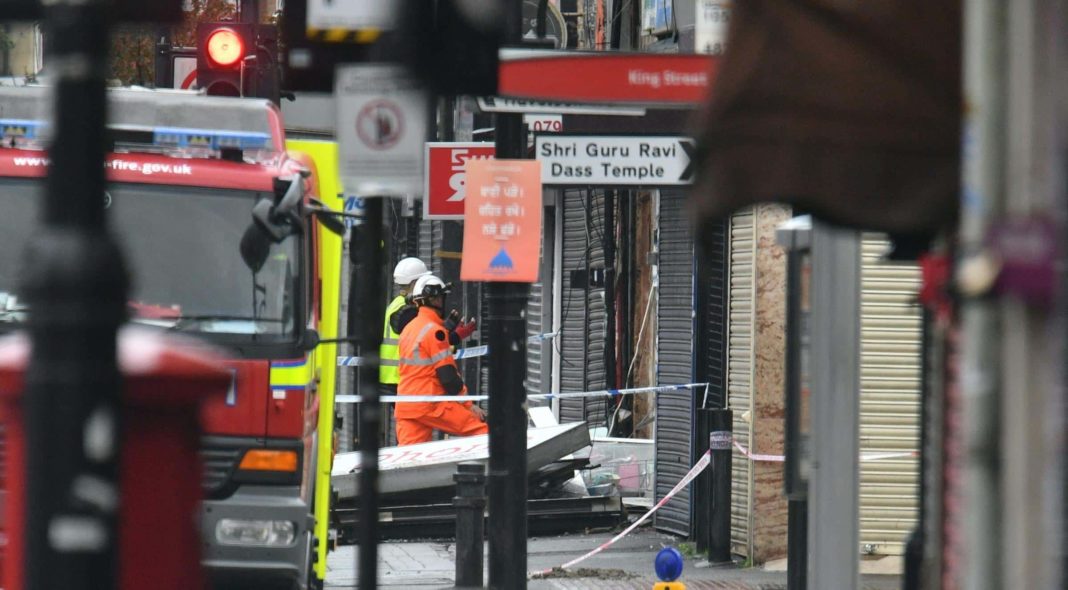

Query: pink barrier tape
left=732, top=439, right=918, bottom=463
left=733, top=440, right=785, bottom=462
left=531, top=450, right=712, bottom=578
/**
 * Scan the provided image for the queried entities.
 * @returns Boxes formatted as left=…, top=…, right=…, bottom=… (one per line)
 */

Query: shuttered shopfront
left=558, top=190, right=607, bottom=425
left=653, top=190, right=697, bottom=536
left=726, top=208, right=755, bottom=558
left=859, top=236, right=922, bottom=555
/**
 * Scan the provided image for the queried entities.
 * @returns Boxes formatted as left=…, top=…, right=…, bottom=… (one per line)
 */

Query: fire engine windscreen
left=0, top=180, right=299, bottom=340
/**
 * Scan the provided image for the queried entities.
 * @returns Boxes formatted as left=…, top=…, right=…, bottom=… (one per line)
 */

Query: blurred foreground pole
left=354, top=198, right=385, bottom=589
left=807, top=222, right=859, bottom=590
left=959, top=0, right=1004, bottom=588
left=487, top=1, right=529, bottom=586
left=22, top=1, right=128, bottom=589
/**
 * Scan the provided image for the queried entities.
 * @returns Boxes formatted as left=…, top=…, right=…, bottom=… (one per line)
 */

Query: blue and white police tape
left=336, top=332, right=558, bottom=367
left=333, top=382, right=708, bottom=404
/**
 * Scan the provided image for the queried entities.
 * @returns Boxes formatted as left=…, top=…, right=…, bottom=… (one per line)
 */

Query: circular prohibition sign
left=355, top=99, right=405, bottom=151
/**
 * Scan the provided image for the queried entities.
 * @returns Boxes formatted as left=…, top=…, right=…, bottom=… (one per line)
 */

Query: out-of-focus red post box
left=0, top=327, right=231, bottom=590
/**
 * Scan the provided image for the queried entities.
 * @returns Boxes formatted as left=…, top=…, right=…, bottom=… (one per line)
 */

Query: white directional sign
left=535, top=135, right=696, bottom=186
left=477, top=97, right=645, bottom=117
left=336, top=64, right=429, bottom=196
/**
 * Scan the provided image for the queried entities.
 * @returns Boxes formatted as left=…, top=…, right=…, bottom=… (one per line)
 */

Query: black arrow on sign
left=679, top=139, right=696, bottom=182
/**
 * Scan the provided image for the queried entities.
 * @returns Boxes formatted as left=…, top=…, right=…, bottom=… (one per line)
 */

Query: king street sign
left=534, top=135, right=696, bottom=186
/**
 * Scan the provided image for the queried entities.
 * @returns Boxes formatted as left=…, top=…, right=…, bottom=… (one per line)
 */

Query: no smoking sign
left=337, top=64, right=428, bottom=196
left=356, top=100, right=404, bottom=150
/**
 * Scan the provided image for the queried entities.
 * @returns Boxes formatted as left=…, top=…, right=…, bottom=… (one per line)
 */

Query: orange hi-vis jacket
left=396, top=306, right=470, bottom=420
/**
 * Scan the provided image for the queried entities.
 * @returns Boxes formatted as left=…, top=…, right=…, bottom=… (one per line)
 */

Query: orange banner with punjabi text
left=460, top=159, right=542, bottom=283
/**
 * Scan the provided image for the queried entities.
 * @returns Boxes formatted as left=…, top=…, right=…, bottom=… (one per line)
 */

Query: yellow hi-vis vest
left=379, top=294, right=406, bottom=384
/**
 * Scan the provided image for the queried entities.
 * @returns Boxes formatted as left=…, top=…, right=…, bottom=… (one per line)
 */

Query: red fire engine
left=0, top=85, right=342, bottom=590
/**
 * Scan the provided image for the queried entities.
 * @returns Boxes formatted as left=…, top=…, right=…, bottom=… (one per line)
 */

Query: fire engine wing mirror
left=240, top=174, right=309, bottom=273
left=300, top=328, right=321, bottom=351
left=273, top=175, right=305, bottom=223
left=308, top=205, right=346, bottom=237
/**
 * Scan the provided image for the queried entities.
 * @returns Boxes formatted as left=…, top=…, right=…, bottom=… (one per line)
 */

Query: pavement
left=324, top=528, right=902, bottom=589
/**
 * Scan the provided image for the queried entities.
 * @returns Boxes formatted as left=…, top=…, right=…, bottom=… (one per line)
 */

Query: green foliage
left=0, top=28, right=14, bottom=52
left=675, top=542, right=697, bottom=557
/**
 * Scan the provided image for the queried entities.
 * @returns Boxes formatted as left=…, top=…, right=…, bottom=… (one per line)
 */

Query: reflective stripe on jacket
left=379, top=295, right=406, bottom=384
left=396, top=306, right=468, bottom=419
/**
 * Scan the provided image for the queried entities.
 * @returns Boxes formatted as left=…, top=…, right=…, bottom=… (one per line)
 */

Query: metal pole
left=707, top=408, right=732, bottom=563
left=603, top=191, right=617, bottom=405
left=959, top=0, right=1005, bottom=587
left=22, top=2, right=128, bottom=589
left=486, top=281, right=529, bottom=589
left=454, top=462, right=487, bottom=588
left=807, top=221, right=860, bottom=590
left=337, top=228, right=356, bottom=452
left=787, top=500, right=808, bottom=590
left=355, top=198, right=385, bottom=589
left=487, top=5, right=528, bottom=587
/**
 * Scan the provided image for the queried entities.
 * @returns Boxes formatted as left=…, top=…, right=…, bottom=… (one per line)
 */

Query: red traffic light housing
left=195, top=22, right=279, bottom=103
left=206, top=28, right=245, bottom=68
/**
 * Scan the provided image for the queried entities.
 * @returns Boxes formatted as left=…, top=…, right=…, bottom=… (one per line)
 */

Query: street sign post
left=336, top=64, right=428, bottom=196
left=424, top=142, right=496, bottom=220
left=498, top=50, right=718, bottom=106
left=460, top=159, right=542, bottom=283
left=534, top=135, right=696, bottom=186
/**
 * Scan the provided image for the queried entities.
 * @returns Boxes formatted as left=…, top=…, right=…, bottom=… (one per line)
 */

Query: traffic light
left=196, top=22, right=280, bottom=103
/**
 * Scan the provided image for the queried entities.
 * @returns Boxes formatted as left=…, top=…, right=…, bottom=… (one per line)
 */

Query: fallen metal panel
left=332, top=422, right=590, bottom=498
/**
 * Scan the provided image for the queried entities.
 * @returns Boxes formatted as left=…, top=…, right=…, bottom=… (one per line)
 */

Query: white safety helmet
left=393, top=257, right=431, bottom=285
left=411, top=274, right=451, bottom=302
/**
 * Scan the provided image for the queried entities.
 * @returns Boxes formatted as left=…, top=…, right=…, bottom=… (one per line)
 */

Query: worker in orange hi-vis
left=395, top=274, right=488, bottom=446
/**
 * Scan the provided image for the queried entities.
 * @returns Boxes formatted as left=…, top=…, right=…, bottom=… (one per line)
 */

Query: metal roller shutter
left=559, top=190, right=591, bottom=423
left=558, top=190, right=607, bottom=423
left=417, top=212, right=434, bottom=269
left=700, top=218, right=729, bottom=411
left=584, top=192, right=607, bottom=423
left=859, top=235, right=922, bottom=555
left=727, top=208, right=755, bottom=558
left=525, top=215, right=549, bottom=400
left=654, top=189, right=697, bottom=536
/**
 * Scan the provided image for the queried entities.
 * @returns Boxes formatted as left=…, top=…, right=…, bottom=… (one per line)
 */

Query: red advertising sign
left=460, top=159, right=542, bottom=283
left=498, top=49, right=720, bottom=106
left=424, top=142, right=496, bottom=219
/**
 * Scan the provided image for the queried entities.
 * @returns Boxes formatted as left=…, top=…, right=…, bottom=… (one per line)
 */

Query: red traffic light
left=206, top=28, right=244, bottom=67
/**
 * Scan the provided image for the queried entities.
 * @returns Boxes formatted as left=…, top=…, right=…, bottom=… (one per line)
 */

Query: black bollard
left=707, top=408, right=733, bottom=563
left=454, top=462, right=486, bottom=588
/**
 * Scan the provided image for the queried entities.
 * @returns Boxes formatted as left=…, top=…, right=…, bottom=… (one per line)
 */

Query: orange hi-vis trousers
left=395, top=401, right=488, bottom=446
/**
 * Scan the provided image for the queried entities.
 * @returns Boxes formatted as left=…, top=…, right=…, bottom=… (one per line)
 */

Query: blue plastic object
left=654, top=547, right=684, bottom=582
